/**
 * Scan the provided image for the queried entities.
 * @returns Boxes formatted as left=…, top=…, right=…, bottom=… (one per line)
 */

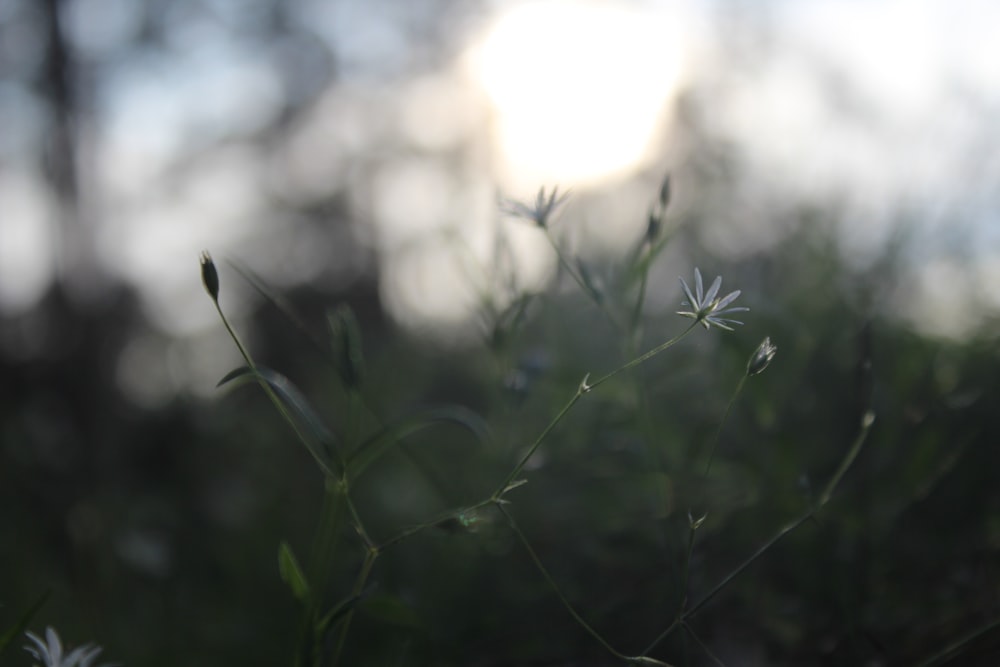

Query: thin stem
left=682, top=622, right=727, bottom=667
left=494, top=322, right=699, bottom=498
left=679, top=521, right=699, bottom=609
left=213, top=300, right=339, bottom=478
left=629, top=243, right=653, bottom=334
left=641, top=619, right=680, bottom=658
left=376, top=498, right=497, bottom=552
left=330, top=548, right=378, bottom=667
left=589, top=323, right=698, bottom=391
left=499, top=505, right=629, bottom=662
left=494, top=388, right=584, bottom=497
left=543, top=231, right=592, bottom=299
left=307, top=479, right=348, bottom=603
left=543, top=230, right=621, bottom=331
left=687, top=509, right=812, bottom=620
left=345, top=492, right=375, bottom=551
left=214, top=300, right=255, bottom=372
left=915, top=615, right=1000, bottom=667
left=703, top=376, right=747, bottom=476
left=819, top=411, right=875, bottom=505
left=643, top=412, right=876, bottom=656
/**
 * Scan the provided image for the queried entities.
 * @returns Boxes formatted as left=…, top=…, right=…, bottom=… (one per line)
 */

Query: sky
left=2, top=0, right=1000, bottom=385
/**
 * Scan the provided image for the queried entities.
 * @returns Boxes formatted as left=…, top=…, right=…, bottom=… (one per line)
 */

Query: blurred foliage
left=9, top=202, right=1000, bottom=665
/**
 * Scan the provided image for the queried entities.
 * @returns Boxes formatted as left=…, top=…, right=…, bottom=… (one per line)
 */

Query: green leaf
left=346, top=406, right=490, bottom=482
left=0, top=591, right=49, bottom=657
left=277, top=542, right=310, bottom=602
left=326, top=305, right=365, bottom=390
left=218, top=366, right=341, bottom=475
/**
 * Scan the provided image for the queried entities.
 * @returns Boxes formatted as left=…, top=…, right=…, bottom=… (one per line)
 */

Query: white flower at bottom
left=24, top=627, right=118, bottom=667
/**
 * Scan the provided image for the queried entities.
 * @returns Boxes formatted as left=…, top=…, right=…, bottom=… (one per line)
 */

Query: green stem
left=376, top=498, right=497, bottom=552
left=494, top=387, right=584, bottom=497
left=307, top=479, right=348, bottom=603
left=681, top=622, right=726, bottom=667
left=345, top=492, right=375, bottom=550
left=543, top=230, right=621, bottom=331
left=494, top=323, right=699, bottom=499
left=915, top=615, right=1000, bottom=667
left=819, top=411, right=875, bottom=505
left=330, top=548, right=378, bottom=667
left=499, top=505, right=630, bottom=662
left=643, top=411, right=876, bottom=657
left=589, top=323, right=698, bottom=391
left=213, top=300, right=339, bottom=478
left=688, top=510, right=812, bottom=620
left=679, top=521, right=699, bottom=610
left=641, top=619, right=680, bottom=659
left=629, top=245, right=652, bottom=334
left=703, top=376, right=747, bottom=476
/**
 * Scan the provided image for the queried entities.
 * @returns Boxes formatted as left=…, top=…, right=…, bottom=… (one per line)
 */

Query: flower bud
left=645, top=209, right=662, bottom=243
left=327, top=304, right=365, bottom=389
left=200, top=250, right=219, bottom=302
left=658, top=174, right=671, bottom=209
left=645, top=174, right=671, bottom=243
left=746, top=337, right=777, bottom=376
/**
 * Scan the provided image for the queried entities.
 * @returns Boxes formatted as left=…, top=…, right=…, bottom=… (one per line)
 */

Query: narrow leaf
left=0, top=590, right=49, bottom=657
left=347, top=406, right=490, bottom=482
left=326, top=305, right=365, bottom=389
left=218, top=366, right=341, bottom=474
left=278, top=541, right=310, bottom=602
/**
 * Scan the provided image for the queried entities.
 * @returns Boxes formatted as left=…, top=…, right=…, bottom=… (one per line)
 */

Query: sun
left=468, top=0, right=684, bottom=189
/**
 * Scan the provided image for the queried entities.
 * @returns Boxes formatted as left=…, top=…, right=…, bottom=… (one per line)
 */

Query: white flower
left=500, top=186, right=570, bottom=228
left=24, top=627, right=118, bottom=667
left=677, top=267, right=748, bottom=331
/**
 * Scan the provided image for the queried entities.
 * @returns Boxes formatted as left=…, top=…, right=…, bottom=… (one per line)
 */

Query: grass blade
left=218, top=366, right=341, bottom=475
left=347, top=406, right=490, bottom=482
left=0, top=591, right=49, bottom=657
left=278, top=541, right=311, bottom=602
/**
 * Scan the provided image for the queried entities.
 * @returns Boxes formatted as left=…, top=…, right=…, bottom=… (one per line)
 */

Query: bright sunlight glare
left=469, top=1, right=683, bottom=189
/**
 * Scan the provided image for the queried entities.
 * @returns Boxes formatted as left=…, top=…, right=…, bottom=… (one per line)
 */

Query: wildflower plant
left=499, top=185, right=570, bottom=228
left=200, top=176, right=885, bottom=666
left=677, top=267, right=748, bottom=331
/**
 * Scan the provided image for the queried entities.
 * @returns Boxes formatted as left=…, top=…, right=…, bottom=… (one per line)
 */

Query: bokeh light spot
left=470, top=0, right=682, bottom=188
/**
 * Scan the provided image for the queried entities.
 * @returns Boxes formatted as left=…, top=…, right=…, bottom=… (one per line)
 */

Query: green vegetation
left=6, top=180, right=1000, bottom=666
left=193, top=181, right=997, bottom=665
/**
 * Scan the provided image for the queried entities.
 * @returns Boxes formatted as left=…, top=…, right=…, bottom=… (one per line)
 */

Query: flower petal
left=708, top=316, right=745, bottom=328
left=714, top=289, right=741, bottom=310
left=678, top=277, right=698, bottom=310
left=47, top=627, right=63, bottom=664
left=714, top=306, right=750, bottom=316
left=704, top=276, right=722, bottom=307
